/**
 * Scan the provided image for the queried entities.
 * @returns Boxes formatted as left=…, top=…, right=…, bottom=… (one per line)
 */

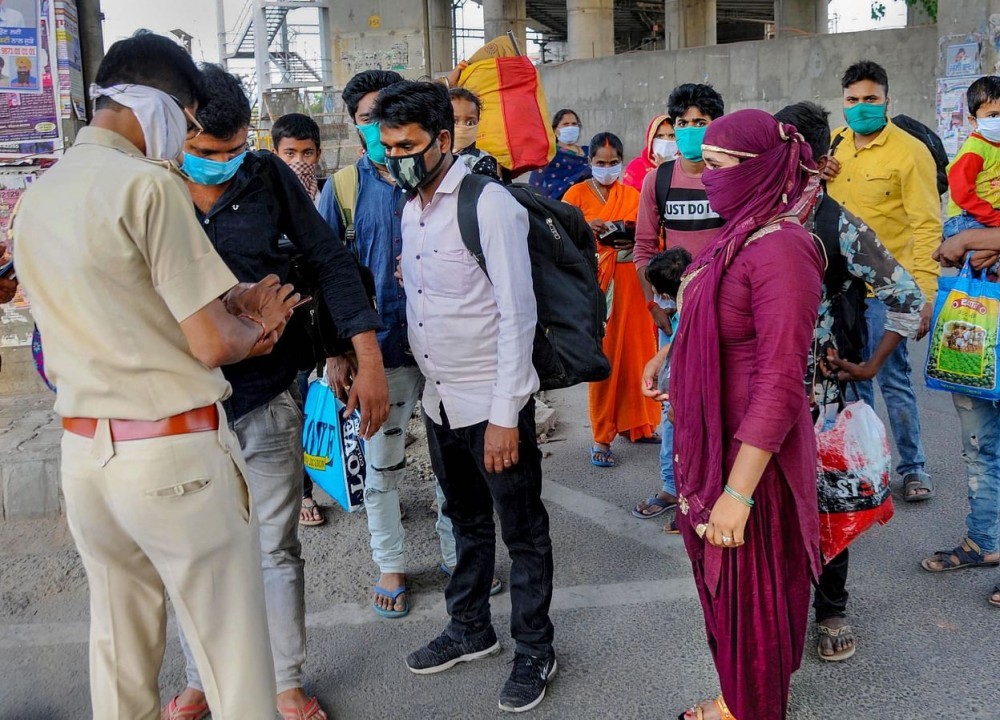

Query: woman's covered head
left=699, top=109, right=816, bottom=229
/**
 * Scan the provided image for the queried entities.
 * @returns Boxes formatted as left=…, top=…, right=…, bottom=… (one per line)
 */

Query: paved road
left=2, top=339, right=999, bottom=719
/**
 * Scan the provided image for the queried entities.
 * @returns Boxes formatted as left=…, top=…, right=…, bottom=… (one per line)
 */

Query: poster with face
left=946, top=42, right=980, bottom=78
left=0, top=0, right=41, bottom=93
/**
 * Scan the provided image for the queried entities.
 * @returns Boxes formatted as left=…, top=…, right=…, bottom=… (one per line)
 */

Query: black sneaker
left=498, top=651, right=558, bottom=713
left=405, top=627, right=501, bottom=675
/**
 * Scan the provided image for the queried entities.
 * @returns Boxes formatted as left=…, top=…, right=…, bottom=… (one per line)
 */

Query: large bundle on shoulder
left=456, top=35, right=556, bottom=175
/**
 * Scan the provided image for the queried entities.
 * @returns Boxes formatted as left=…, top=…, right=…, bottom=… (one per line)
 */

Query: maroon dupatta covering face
left=671, top=109, right=818, bottom=539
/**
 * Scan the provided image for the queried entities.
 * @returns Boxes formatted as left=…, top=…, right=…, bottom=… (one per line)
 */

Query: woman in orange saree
left=563, top=132, right=661, bottom=467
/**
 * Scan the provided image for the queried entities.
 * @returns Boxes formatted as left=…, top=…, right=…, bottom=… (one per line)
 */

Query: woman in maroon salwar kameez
left=670, top=110, right=823, bottom=720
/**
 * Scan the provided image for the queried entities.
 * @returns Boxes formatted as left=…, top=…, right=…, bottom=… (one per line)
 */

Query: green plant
left=871, top=0, right=937, bottom=22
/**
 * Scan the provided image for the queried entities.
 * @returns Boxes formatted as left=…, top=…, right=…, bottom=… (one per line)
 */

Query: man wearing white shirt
left=0, top=0, right=25, bottom=27
left=374, top=80, right=557, bottom=714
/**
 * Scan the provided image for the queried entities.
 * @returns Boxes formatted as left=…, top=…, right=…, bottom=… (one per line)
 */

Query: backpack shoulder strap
left=829, top=129, right=847, bottom=157
left=654, top=160, right=675, bottom=226
left=456, top=172, right=496, bottom=280
left=333, top=165, right=360, bottom=242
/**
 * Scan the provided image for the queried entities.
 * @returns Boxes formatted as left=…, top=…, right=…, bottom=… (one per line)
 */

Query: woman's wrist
left=724, top=485, right=755, bottom=508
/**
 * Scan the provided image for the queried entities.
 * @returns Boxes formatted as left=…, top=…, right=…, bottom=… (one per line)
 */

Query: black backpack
left=812, top=194, right=868, bottom=364
left=831, top=115, right=949, bottom=196
left=454, top=174, right=611, bottom=390
left=654, top=159, right=676, bottom=227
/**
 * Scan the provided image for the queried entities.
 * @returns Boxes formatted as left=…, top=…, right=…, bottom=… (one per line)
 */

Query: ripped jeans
left=951, top=393, right=1000, bottom=553
left=365, top=365, right=456, bottom=573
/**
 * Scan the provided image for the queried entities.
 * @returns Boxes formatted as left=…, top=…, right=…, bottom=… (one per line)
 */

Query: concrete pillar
left=425, top=0, right=454, bottom=74
left=77, top=0, right=104, bottom=108
left=775, top=0, right=826, bottom=37
left=681, top=0, right=716, bottom=47
left=483, top=0, right=527, bottom=53
left=567, top=0, right=614, bottom=60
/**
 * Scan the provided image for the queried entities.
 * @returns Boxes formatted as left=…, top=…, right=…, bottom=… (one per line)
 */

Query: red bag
left=815, top=401, right=894, bottom=561
left=458, top=56, right=556, bottom=175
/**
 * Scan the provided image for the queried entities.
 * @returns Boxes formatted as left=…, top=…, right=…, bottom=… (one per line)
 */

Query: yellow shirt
left=13, top=127, right=238, bottom=420
left=826, top=120, right=942, bottom=302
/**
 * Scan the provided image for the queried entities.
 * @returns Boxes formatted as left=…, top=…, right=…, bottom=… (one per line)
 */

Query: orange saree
left=562, top=179, right=660, bottom=444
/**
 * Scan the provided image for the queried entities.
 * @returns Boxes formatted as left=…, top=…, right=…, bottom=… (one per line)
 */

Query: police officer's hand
left=246, top=274, right=299, bottom=335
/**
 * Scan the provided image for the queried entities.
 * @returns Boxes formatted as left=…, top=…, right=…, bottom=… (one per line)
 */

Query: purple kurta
left=674, top=223, right=822, bottom=720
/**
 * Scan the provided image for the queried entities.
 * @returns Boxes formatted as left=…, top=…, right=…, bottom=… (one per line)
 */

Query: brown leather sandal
left=677, top=694, right=737, bottom=720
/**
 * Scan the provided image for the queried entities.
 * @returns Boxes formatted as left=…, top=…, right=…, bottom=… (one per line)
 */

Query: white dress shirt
left=401, top=159, right=539, bottom=429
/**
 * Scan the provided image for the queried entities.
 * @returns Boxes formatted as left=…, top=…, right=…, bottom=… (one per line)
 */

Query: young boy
left=945, top=76, right=1000, bottom=239
left=272, top=112, right=327, bottom=527
left=272, top=112, right=323, bottom=205
left=448, top=87, right=501, bottom=180
left=633, top=247, right=692, bottom=532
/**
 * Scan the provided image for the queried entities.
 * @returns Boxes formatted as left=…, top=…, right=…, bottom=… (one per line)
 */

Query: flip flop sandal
left=631, top=434, right=662, bottom=444
left=920, top=538, right=1000, bottom=573
left=631, top=494, right=677, bottom=519
left=440, top=563, right=503, bottom=596
left=678, top=695, right=737, bottom=720
left=299, top=497, right=325, bottom=527
left=663, top=518, right=680, bottom=534
left=591, top=446, right=617, bottom=467
left=162, top=696, right=210, bottom=720
left=990, top=585, right=1000, bottom=609
left=816, top=623, right=857, bottom=662
left=903, top=474, right=935, bottom=503
left=278, top=696, right=327, bottom=720
left=372, top=585, right=409, bottom=619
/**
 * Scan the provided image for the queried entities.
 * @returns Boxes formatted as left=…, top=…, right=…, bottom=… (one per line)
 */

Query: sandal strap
left=715, top=695, right=737, bottom=720
left=817, top=623, right=852, bottom=638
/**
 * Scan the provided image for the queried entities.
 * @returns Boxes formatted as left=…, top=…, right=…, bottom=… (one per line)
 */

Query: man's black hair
left=342, top=70, right=404, bottom=120
left=94, top=31, right=205, bottom=109
left=588, top=132, right=624, bottom=160
left=195, top=63, right=251, bottom=140
left=647, top=247, right=693, bottom=298
left=272, top=113, right=321, bottom=150
left=841, top=60, right=889, bottom=95
left=371, top=80, right=453, bottom=143
left=449, top=87, right=483, bottom=116
left=667, top=84, right=724, bottom=121
left=551, top=108, right=580, bottom=130
left=775, top=101, right=831, bottom=160
left=967, top=76, right=1000, bottom=117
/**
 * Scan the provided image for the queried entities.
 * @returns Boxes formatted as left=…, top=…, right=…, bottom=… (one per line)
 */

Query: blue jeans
left=951, top=394, right=1000, bottom=552
left=943, top=211, right=987, bottom=239
left=851, top=298, right=928, bottom=478
left=659, top=403, right=676, bottom=497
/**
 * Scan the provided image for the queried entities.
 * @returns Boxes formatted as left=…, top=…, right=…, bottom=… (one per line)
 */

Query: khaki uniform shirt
left=13, top=127, right=238, bottom=420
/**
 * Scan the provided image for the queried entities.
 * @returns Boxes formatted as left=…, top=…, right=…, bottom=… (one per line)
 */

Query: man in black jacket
left=160, top=64, right=387, bottom=720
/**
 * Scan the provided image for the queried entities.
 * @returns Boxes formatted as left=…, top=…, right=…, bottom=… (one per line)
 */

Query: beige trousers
left=60, top=410, right=276, bottom=720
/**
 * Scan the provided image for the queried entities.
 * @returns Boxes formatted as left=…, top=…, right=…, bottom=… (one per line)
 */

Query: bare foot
left=817, top=616, right=856, bottom=659
left=374, top=572, right=407, bottom=613
left=276, top=687, right=327, bottom=719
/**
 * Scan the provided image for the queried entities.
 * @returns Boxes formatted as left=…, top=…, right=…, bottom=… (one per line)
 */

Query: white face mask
left=591, top=162, right=622, bottom=186
left=557, top=125, right=581, bottom=145
left=976, top=116, right=1000, bottom=143
left=89, top=83, right=189, bottom=162
left=652, top=138, right=678, bottom=160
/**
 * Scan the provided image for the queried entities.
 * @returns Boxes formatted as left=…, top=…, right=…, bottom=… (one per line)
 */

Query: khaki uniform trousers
left=60, top=409, right=276, bottom=720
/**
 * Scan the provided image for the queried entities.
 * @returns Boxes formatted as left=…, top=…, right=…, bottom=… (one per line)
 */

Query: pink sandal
left=161, top=696, right=209, bottom=720
left=278, top=696, right=328, bottom=720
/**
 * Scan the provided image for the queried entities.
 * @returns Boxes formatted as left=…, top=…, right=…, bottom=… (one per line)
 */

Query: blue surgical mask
left=182, top=151, right=246, bottom=186
left=675, top=126, right=708, bottom=161
left=591, top=163, right=622, bottom=186
left=976, top=116, right=1000, bottom=143
left=557, top=125, right=581, bottom=145
left=356, top=122, right=387, bottom=165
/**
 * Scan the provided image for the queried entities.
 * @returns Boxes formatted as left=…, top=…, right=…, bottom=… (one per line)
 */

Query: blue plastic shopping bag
left=302, top=378, right=366, bottom=512
left=925, top=258, right=1000, bottom=400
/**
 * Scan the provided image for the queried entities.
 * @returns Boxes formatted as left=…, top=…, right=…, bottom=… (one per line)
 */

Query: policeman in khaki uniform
left=11, top=34, right=297, bottom=720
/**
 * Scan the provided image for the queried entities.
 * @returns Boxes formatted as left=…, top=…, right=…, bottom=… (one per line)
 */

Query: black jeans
left=813, top=547, right=849, bottom=622
left=425, top=399, right=555, bottom=657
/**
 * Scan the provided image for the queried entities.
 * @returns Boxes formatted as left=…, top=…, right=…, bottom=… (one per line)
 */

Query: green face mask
left=843, top=103, right=887, bottom=136
left=356, top=122, right=387, bottom=165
